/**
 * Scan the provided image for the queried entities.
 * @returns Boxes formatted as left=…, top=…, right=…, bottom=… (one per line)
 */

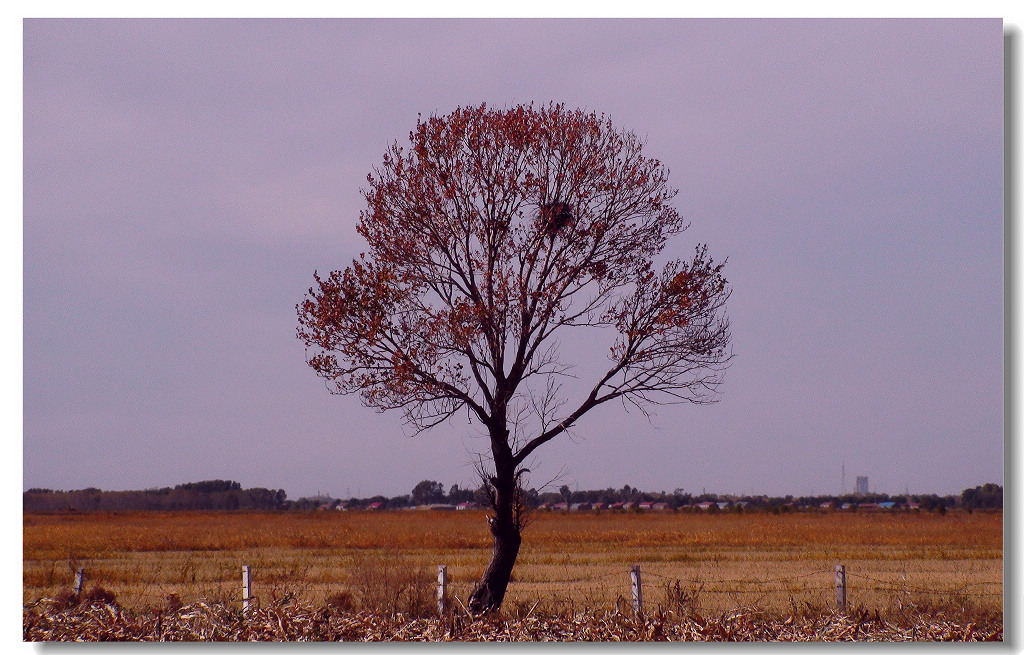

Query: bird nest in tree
left=538, top=201, right=574, bottom=240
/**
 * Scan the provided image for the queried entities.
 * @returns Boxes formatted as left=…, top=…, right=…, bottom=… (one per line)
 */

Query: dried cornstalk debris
left=23, top=599, right=1001, bottom=642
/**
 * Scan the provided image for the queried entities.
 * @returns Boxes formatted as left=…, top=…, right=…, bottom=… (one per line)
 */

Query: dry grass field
left=23, top=509, right=1002, bottom=640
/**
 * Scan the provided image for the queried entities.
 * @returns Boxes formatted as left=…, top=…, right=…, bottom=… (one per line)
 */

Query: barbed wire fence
left=460, top=564, right=1002, bottom=618
left=843, top=571, right=1003, bottom=599
left=40, top=561, right=1003, bottom=619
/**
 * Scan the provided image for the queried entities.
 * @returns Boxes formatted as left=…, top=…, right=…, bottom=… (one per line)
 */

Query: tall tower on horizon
left=855, top=476, right=869, bottom=495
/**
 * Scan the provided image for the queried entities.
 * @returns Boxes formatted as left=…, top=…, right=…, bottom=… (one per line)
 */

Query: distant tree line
left=960, top=483, right=1002, bottom=510
left=519, top=485, right=971, bottom=513
left=320, top=481, right=485, bottom=511
left=23, top=480, right=286, bottom=512
left=23, top=480, right=1001, bottom=513
left=314, top=481, right=1001, bottom=514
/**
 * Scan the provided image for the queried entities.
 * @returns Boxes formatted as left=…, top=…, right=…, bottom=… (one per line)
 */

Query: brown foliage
left=50, top=585, right=118, bottom=611
left=297, top=102, right=731, bottom=444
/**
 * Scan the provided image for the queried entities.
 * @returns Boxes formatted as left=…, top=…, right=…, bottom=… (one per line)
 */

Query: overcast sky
left=22, top=18, right=1003, bottom=500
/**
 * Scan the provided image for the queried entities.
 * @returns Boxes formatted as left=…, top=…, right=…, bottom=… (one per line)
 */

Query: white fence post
left=437, top=565, right=448, bottom=615
left=73, top=568, right=85, bottom=596
left=835, top=564, right=847, bottom=611
left=630, top=564, right=643, bottom=618
left=242, top=565, right=252, bottom=615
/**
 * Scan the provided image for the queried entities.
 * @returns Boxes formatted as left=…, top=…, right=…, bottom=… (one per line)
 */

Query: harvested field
left=23, top=598, right=1002, bottom=642
left=23, top=509, right=1002, bottom=641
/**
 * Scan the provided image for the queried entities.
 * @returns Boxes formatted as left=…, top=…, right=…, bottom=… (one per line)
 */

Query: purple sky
left=23, top=19, right=1003, bottom=500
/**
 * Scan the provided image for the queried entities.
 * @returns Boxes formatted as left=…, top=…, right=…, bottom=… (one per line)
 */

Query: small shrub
left=165, top=593, right=183, bottom=611
left=615, top=594, right=632, bottom=615
left=664, top=579, right=703, bottom=618
left=324, top=591, right=354, bottom=612
left=52, top=584, right=118, bottom=611
left=348, top=551, right=434, bottom=617
left=81, top=585, right=117, bottom=606
left=789, top=596, right=826, bottom=619
left=52, top=589, right=80, bottom=611
left=508, top=598, right=541, bottom=620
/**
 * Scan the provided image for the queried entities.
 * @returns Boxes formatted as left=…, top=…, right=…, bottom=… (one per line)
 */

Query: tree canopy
left=298, top=103, right=731, bottom=456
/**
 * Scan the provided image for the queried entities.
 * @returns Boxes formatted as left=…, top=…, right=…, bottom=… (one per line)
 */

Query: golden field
left=23, top=509, right=1002, bottom=620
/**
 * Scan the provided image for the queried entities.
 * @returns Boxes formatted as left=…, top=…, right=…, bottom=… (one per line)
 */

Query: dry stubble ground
left=23, top=509, right=1002, bottom=641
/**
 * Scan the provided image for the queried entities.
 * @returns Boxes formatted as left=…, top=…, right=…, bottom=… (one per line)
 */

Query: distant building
left=855, top=476, right=869, bottom=495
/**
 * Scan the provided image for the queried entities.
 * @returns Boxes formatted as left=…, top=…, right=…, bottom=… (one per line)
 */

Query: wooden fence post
left=630, top=564, right=643, bottom=618
left=73, top=568, right=85, bottom=596
left=437, top=565, right=448, bottom=615
left=835, top=564, right=847, bottom=611
left=242, top=565, right=252, bottom=615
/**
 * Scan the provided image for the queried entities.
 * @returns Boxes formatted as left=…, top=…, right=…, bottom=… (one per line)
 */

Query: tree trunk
left=468, top=490, right=522, bottom=613
left=468, top=426, right=522, bottom=613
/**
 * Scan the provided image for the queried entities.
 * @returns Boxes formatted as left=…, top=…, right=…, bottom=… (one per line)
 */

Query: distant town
left=22, top=479, right=1002, bottom=514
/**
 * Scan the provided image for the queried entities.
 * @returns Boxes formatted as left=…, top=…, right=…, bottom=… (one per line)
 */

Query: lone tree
left=410, top=479, right=445, bottom=505
left=297, top=103, right=732, bottom=612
